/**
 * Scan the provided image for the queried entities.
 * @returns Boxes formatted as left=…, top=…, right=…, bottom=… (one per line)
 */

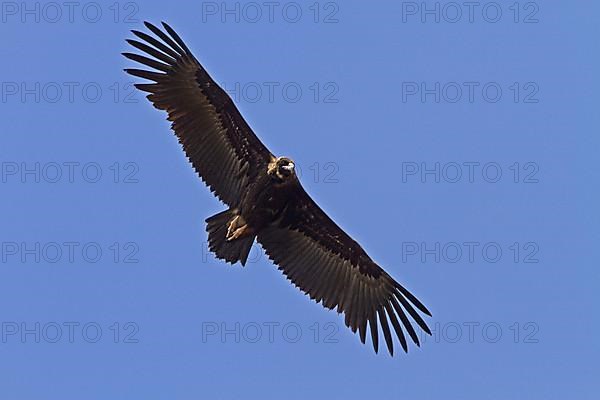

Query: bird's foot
left=226, top=215, right=252, bottom=241
left=226, top=225, right=251, bottom=241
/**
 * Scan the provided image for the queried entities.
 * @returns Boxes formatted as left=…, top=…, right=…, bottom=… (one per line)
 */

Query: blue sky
left=0, top=1, right=598, bottom=399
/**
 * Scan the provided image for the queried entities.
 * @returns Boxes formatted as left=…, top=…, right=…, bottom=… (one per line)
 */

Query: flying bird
left=123, top=21, right=432, bottom=355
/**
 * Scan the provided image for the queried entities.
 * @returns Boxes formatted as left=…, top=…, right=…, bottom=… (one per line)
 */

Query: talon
left=226, top=215, right=251, bottom=241
left=227, top=225, right=248, bottom=241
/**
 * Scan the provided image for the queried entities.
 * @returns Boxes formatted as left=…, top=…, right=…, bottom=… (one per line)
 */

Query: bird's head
left=268, top=156, right=296, bottom=180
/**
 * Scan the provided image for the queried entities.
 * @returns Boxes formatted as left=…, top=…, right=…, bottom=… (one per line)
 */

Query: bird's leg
left=226, top=215, right=241, bottom=239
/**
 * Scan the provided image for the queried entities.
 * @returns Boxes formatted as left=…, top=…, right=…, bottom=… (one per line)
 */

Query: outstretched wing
left=123, top=21, right=274, bottom=207
left=257, top=182, right=432, bottom=355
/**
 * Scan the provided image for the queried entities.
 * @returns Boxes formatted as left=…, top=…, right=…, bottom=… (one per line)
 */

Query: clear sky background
left=0, top=1, right=598, bottom=399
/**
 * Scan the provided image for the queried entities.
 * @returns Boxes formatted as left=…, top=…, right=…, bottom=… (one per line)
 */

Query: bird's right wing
left=123, top=21, right=274, bottom=207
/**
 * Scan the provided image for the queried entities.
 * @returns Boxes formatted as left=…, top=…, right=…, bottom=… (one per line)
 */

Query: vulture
left=123, top=21, right=432, bottom=355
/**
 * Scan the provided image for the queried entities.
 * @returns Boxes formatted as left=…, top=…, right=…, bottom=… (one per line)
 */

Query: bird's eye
left=280, top=162, right=294, bottom=172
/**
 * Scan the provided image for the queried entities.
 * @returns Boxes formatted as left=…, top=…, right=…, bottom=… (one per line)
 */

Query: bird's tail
left=205, top=209, right=255, bottom=266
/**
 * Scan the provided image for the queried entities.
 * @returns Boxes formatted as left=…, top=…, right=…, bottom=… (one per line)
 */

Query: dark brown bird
left=123, top=21, right=432, bottom=355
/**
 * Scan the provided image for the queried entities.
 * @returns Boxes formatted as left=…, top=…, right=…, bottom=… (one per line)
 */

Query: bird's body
left=206, top=156, right=299, bottom=265
left=124, top=21, right=432, bottom=355
left=238, top=158, right=296, bottom=233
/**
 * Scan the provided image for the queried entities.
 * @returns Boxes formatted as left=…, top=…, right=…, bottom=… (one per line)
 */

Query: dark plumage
left=124, top=21, right=432, bottom=355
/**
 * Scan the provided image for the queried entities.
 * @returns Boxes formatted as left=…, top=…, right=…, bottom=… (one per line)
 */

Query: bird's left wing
left=257, top=182, right=432, bottom=355
left=123, top=22, right=274, bottom=207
